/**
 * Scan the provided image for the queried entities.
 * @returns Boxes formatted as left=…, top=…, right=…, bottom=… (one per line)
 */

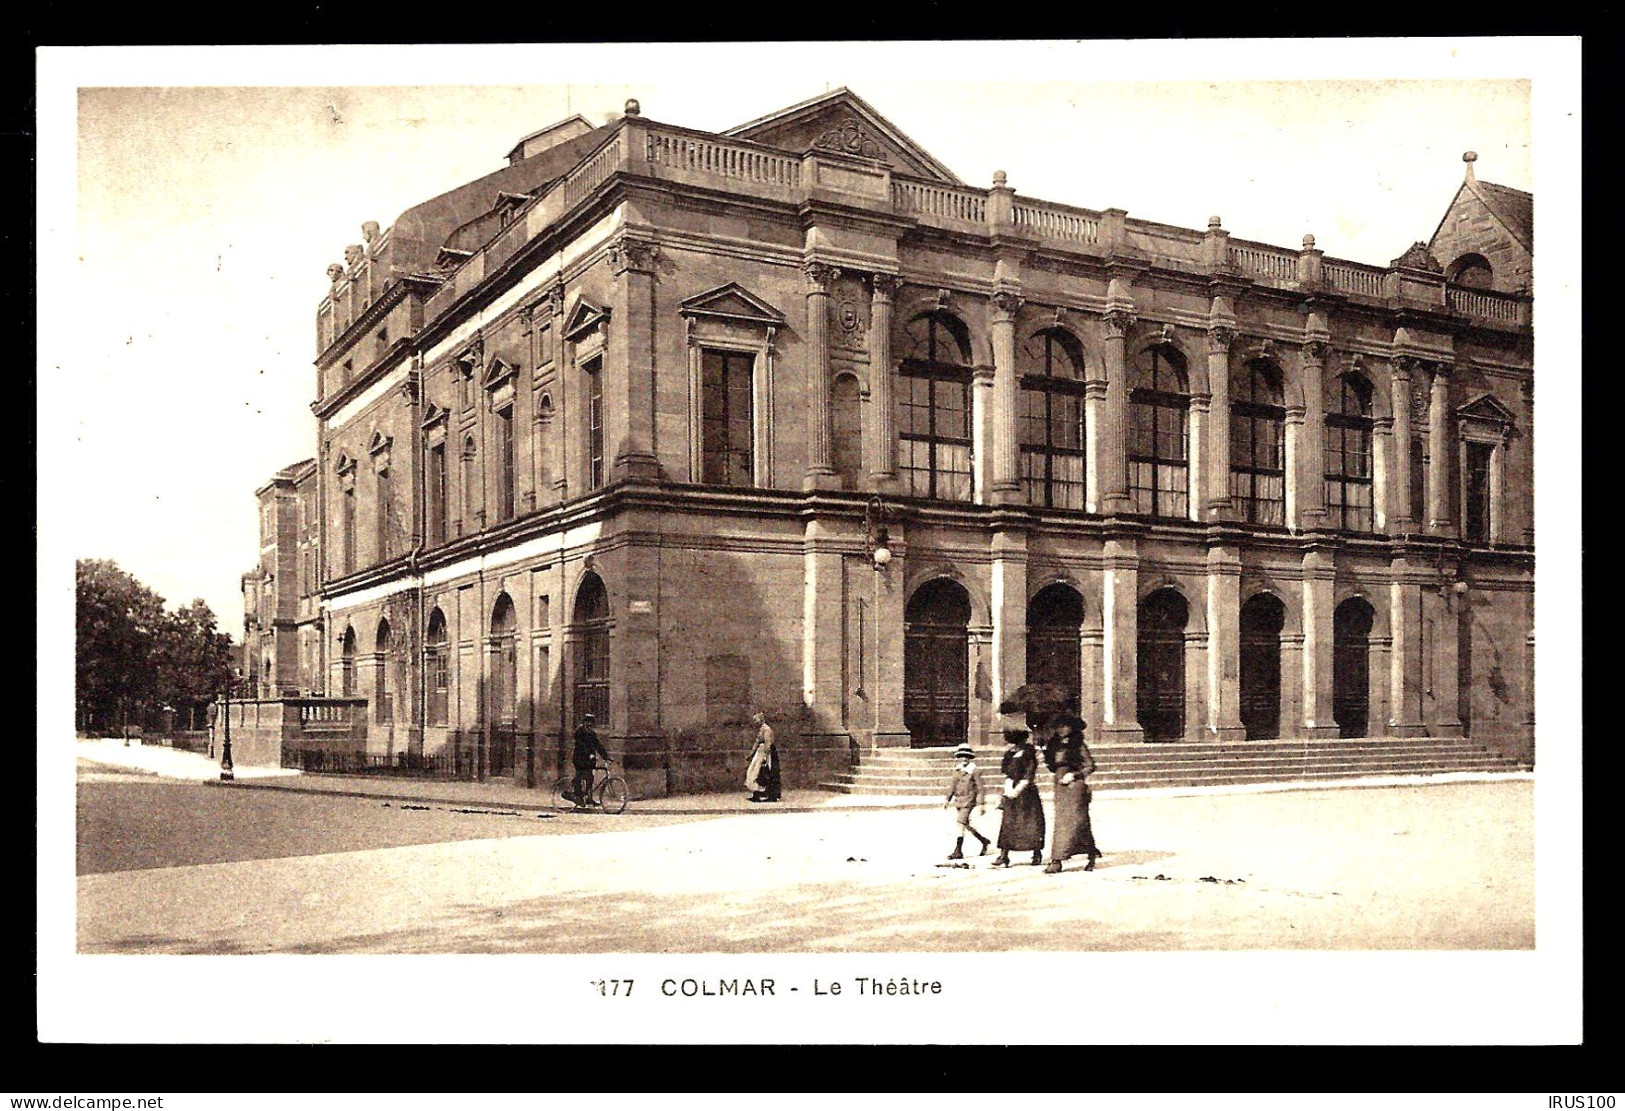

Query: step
left=860, top=739, right=1496, bottom=762
left=820, top=762, right=1527, bottom=795
left=841, top=750, right=1514, bottom=780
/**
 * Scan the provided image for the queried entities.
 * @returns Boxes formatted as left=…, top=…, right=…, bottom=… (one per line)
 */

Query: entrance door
left=1137, top=589, right=1188, bottom=742
left=1239, top=593, right=1285, bottom=740
left=904, top=578, right=971, bottom=749
left=1333, top=597, right=1375, bottom=738
left=1027, top=583, right=1084, bottom=701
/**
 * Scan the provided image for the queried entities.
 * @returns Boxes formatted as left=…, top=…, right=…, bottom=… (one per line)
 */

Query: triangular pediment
left=482, top=356, right=517, bottom=388
left=422, top=401, right=450, bottom=428
left=1456, top=392, right=1517, bottom=425
left=725, top=88, right=963, bottom=185
left=678, top=283, right=785, bottom=325
left=367, top=430, right=393, bottom=456
left=561, top=296, right=610, bottom=341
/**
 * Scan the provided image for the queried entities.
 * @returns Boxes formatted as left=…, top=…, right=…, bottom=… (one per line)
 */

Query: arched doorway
left=1137, top=588, right=1188, bottom=742
left=904, top=578, right=971, bottom=749
left=1239, top=593, right=1285, bottom=740
left=1026, top=583, right=1084, bottom=701
left=488, top=595, right=518, bottom=777
left=571, top=572, right=610, bottom=729
left=1333, top=597, right=1376, bottom=738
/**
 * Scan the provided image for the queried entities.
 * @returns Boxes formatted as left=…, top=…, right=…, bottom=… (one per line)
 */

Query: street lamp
left=220, top=667, right=242, bottom=782
left=864, top=496, right=893, bottom=572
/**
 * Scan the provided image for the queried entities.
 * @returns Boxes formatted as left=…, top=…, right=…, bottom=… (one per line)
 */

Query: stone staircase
left=819, top=737, right=1530, bottom=796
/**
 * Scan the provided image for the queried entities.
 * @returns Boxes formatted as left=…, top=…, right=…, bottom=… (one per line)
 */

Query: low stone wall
left=216, top=697, right=370, bottom=769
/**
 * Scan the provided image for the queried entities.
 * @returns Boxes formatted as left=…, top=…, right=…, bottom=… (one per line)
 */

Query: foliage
left=75, top=559, right=237, bottom=734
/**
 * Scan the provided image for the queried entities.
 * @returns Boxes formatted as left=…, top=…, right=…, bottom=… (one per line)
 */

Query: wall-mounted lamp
left=864, top=496, right=893, bottom=572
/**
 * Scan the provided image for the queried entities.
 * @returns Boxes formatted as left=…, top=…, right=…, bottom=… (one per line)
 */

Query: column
left=1279, top=628, right=1304, bottom=737
left=1080, top=624, right=1105, bottom=737
left=1083, top=378, right=1108, bottom=514
left=1183, top=628, right=1208, bottom=742
left=608, top=237, right=660, bottom=481
left=802, top=262, right=840, bottom=490
left=1390, top=359, right=1414, bottom=530
left=1367, top=632, right=1391, bottom=737
left=1283, top=404, right=1304, bottom=530
left=1300, top=543, right=1339, bottom=737
left=1425, top=583, right=1464, bottom=737
left=1205, top=322, right=1236, bottom=517
left=1098, top=529, right=1142, bottom=742
left=1427, top=363, right=1454, bottom=534
left=1299, top=341, right=1329, bottom=528
left=989, top=528, right=1028, bottom=724
left=1204, top=538, right=1246, bottom=742
left=989, top=290, right=1022, bottom=503
left=971, top=367, right=994, bottom=504
left=1388, top=552, right=1425, bottom=736
left=868, top=274, right=899, bottom=486
left=801, top=518, right=846, bottom=738
left=1188, top=392, right=1210, bottom=522
left=1372, top=415, right=1393, bottom=533
left=1098, top=306, right=1136, bottom=514
left=870, top=530, right=910, bottom=748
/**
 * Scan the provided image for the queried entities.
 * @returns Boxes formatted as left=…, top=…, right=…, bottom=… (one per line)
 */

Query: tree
left=76, top=560, right=238, bottom=735
left=75, top=559, right=166, bottom=733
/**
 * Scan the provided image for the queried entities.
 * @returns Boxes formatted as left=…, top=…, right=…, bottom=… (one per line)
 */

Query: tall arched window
left=1325, top=374, right=1375, bottom=532
left=571, top=572, right=610, bottom=728
left=898, top=312, right=973, bottom=502
left=1128, top=345, right=1190, bottom=518
left=1018, top=328, right=1087, bottom=509
left=340, top=625, right=356, bottom=697
left=1230, top=359, right=1286, bottom=525
left=374, top=619, right=394, bottom=724
left=425, top=609, right=449, bottom=726
left=490, top=595, right=517, bottom=726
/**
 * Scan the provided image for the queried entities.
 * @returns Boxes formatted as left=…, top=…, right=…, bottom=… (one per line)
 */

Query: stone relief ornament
left=814, top=116, right=889, bottom=162
left=1207, top=325, right=1236, bottom=353
left=1102, top=308, right=1137, bottom=339
left=1390, top=242, right=1443, bottom=273
left=838, top=297, right=862, bottom=334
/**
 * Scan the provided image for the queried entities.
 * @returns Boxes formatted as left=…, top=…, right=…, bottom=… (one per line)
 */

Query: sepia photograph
left=38, top=39, right=1582, bottom=1045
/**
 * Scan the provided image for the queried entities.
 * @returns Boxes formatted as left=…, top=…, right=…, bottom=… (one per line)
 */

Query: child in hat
left=943, top=744, right=991, bottom=859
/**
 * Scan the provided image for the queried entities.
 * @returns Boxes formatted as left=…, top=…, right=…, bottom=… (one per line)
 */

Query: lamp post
left=863, top=496, right=893, bottom=572
left=220, top=667, right=241, bottom=782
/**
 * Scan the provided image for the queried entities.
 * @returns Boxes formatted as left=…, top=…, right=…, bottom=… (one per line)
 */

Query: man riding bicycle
left=571, top=713, right=610, bottom=808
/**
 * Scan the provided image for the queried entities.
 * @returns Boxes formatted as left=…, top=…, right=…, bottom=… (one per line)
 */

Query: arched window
left=1018, top=328, right=1087, bottom=509
left=374, top=619, right=394, bottom=724
left=425, top=609, right=449, bottom=726
left=898, top=312, right=973, bottom=502
left=490, top=594, right=517, bottom=726
left=571, top=572, right=610, bottom=728
left=1230, top=360, right=1286, bottom=525
left=340, top=625, right=356, bottom=697
left=1448, top=253, right=1494, bottom=290
left=1325, top=374, right=1374, bottom=532
left=1128, top=345, right=1190, bottom=518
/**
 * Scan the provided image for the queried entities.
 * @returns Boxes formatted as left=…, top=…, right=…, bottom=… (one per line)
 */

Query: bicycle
left=551, top=760, right=629, bottom=815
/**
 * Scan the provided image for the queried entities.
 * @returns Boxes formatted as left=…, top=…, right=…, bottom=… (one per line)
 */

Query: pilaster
left=988, top=288, right=1023, bottom=503
left=608, top=236, right=661, bottom=481
left=1300, top=542, right=1340, bottom=736
left=802, top=261, right=841, bottom=490
left=1204, top=537, right=1246, bottom=742
left=868, top=273, right=900, bottom=486
left=1098, top=528, right=1142, bottom=742
left=1428, top=363, right=1455, bottom=534
left=1390, top=358, right=1415, bottom=531
left=1205, top=315, right=1237, bottom=518
left=801, top=517, right=846, bottom=736
left=989, top=527, right=1028, bottom=717
left=1097, top=285, right=1136, bottom=515
left=1388, top=552, right=1425, bottom=735
left=1299, top=334, right=1330, bottom=527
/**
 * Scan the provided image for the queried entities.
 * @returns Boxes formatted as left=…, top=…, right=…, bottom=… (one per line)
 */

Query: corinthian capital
left=870, top=273, right=901, bottom=302
left=608, top=236, right=658, bottom=275
left=1207, top=324, right=1236, bottom=355
left=1102, top=308, right=1137, bottom=339
left=803, top=261, right=841, bottom=294
left=990, top=289, right=1023, bottom=319
left=1302, top=339, right=1331, bottom=366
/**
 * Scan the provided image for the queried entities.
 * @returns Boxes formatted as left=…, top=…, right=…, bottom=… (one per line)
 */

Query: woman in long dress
left=744, top=712, right=779, bottom=802
left=1041, top=708, right=1100, bottom=873
left=992, top=728, right=1045, bottom=867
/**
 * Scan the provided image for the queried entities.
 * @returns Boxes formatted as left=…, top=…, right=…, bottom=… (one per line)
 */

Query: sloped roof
left=725, top=87, right=963, bottom=185
left=1476, top=180, right=1533, bottom=250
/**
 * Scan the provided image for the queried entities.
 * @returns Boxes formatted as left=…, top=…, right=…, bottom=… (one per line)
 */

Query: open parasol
left=999, top=682, right=1073, bottom=716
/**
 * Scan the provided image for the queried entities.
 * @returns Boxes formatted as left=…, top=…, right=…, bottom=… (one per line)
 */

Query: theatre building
left=245, top=89, right=1534, bottom=794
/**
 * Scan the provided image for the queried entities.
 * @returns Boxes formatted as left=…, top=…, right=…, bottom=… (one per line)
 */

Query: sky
left=47, top=42, right=1548, bottom=633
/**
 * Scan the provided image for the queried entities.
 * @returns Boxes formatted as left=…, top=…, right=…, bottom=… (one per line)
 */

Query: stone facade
left=242, top=458, right=321, bottom=697
left=247, top=89, right=1536, bottom=792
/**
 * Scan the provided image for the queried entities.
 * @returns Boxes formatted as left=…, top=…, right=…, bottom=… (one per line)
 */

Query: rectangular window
left=375, top=468, right=391, bottom=561
left=1465, top=441, right=1493, bottom=543
left=341, top=486, right=356, bottom=575
left=427, top=646, right=449, bottom=726
left=700, top=349, right=755, bottom=486
left=427, top=443, right=447, bottom=546
left=585, top=358, right=604, bottom=490
left=897, top=370, right=972, bottom=502
left=496, top=406, right=516, bottom=521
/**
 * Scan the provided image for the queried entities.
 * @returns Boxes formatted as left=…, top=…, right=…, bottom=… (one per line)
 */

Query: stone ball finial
left=326, top=264, right=345, bottom=283
left=1303, top=233, right=1316, bottom=249
left=361, top=220, right=380, bottom=243
left=992, top=170, right=1008, bottom=187
left=624, top=98, right=641, bottom=117
left=1463, top=150, right=1478, bottom=163
left=1208, top=215, right=1222, bottom=230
